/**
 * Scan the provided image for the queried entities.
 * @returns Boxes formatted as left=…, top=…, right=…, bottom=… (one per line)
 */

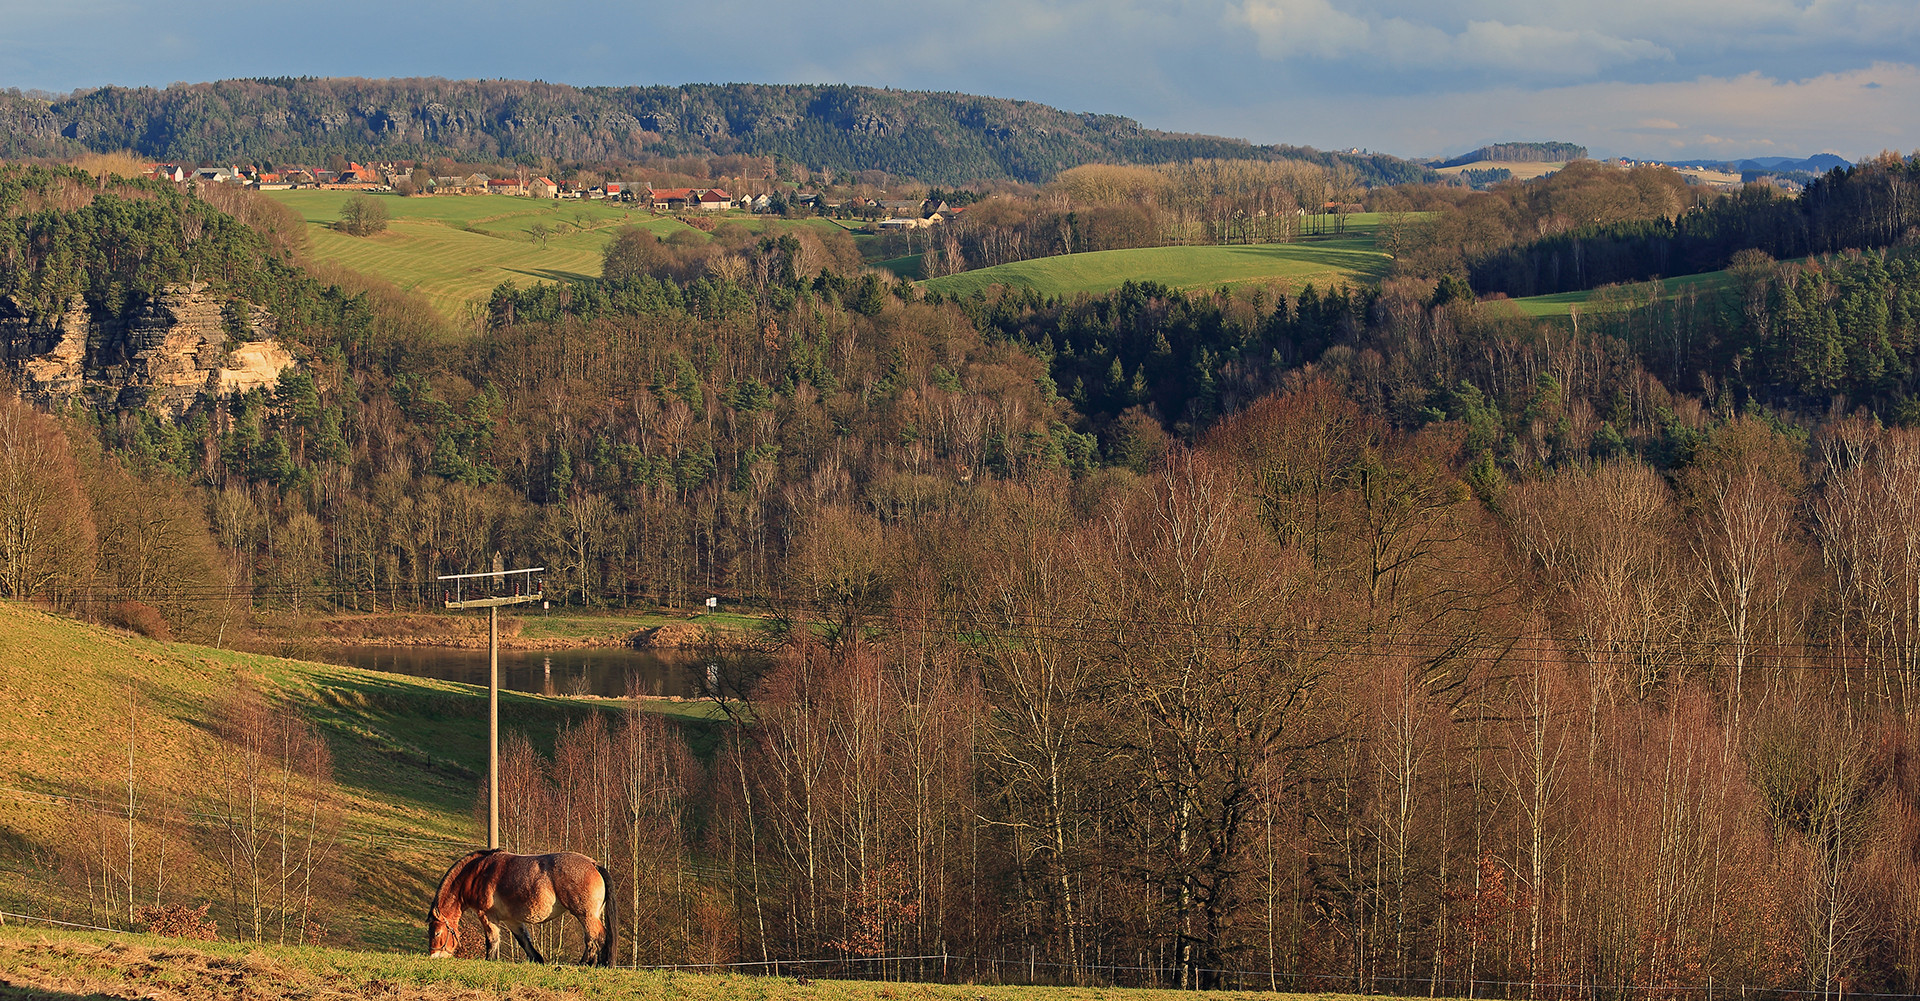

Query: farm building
left=434, top=174, right=490, bottom=195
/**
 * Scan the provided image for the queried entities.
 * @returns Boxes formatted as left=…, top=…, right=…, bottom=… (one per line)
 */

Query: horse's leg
left=577, top=912, right=601, bottom=966
left=482, top=918, right=502, bottom=961
left=513, top=923, right=546, bottom=964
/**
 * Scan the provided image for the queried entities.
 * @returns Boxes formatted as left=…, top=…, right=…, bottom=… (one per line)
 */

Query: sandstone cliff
left=0, top=283, right=296, bottom=418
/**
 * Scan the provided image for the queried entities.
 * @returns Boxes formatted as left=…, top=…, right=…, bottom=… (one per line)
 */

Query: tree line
left=0, top=78, right=1433, bottom=188
left=1412, top=153, right=1920, bottom=299
left=917, top=159, right=1363, bottom=279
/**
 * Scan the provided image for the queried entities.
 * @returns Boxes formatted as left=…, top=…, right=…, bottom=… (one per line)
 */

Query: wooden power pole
left=439, top=561, right=545, bottom=849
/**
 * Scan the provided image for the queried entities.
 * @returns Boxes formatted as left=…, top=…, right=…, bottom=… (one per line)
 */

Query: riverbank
left=251, top=609, right=765, bottom=652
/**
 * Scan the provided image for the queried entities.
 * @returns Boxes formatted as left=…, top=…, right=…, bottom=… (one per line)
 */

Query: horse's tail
left=597, top=862, right=616, bottom=967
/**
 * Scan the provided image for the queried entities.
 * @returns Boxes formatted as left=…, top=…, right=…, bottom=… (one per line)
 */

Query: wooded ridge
left=0, top=78, right=1434, bottom=187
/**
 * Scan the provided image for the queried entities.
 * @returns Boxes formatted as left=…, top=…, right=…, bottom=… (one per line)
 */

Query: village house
left=318, top=162, right=385, bottom=190
left=647, top=187, right=695, bottom=210
left=434, top=174, right=490, bottom=195
left=528, top=177, right=559, bottom=199
left=145, top=164, right=188, bottom=183
left=696, top=189, right=731, bottom=212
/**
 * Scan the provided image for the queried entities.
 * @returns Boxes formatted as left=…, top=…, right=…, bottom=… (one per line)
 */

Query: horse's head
left=426, top=903, right=459, bottom=958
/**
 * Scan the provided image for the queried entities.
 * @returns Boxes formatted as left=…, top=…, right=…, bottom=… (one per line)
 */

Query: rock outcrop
left=0, top=283, right=296, bottom=418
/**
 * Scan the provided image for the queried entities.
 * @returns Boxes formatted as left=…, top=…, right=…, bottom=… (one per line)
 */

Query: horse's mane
left=428, top=848, right=506, bottom=928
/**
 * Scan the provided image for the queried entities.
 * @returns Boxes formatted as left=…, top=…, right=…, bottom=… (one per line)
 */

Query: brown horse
left=427, top=849, right=615, bottom=965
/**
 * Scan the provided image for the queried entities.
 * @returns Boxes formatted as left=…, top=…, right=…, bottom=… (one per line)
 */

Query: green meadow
left=269, top=191, right=685, bottom=321
left=268, top=192, right=871, bottom=323
left=921, top=236, right=1392, bottom=299
left=269, top=192, right=1404, bottom=316
left=1507, top=268, right=1740, bottom=317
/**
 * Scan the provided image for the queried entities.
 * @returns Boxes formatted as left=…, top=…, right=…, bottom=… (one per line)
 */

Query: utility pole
left=439, top=559, right=545, bottom=849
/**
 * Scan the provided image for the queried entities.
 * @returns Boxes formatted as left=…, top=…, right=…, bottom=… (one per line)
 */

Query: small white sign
left=705, top=596, right=718, bottom=609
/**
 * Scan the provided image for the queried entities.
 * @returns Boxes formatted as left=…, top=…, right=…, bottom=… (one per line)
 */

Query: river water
left=318, top=644, right=770, bottom=699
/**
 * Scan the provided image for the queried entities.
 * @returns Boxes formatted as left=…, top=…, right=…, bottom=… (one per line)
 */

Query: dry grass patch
left=0, top=928, right=1418, bottom=1001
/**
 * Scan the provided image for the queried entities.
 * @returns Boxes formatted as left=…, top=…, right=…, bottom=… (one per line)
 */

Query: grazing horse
left=427, top=849, right=614, bottom=965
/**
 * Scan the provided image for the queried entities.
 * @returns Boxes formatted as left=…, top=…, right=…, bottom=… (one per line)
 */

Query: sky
left=1, top=0, right=1916, bottom=162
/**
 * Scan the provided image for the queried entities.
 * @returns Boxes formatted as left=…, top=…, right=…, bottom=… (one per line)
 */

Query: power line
left=26, top=581, right=1920, bottom=681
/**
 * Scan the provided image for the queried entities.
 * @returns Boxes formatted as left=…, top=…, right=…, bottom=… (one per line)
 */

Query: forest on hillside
left=1435, top=142, right=1588, bottom=168
left=1384, top=154, right=1920, bottom=298
left=8, top=159, right=1920, bottom=995
left=0, top=78, right=1432, bottom=187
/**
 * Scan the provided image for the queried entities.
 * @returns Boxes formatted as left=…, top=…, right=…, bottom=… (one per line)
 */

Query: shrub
left=334, top=195, right=388, bottom=236
left=137, top=903, right=218, bottom=941
left=108, top=600, right=172, bottom=641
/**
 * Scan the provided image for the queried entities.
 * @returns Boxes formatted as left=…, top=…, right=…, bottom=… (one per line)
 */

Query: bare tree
left=0, top=393, right=95, bottom=601
left=206, top=683, right=344, bottom=944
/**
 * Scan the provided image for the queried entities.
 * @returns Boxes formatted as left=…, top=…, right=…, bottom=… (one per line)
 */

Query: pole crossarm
left=437, top=567, right=545, bottom=608
left=443, top=594, right=544, bottom=609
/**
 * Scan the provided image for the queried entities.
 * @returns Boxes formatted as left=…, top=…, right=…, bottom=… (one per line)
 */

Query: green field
left=921, top=236, right=1391, bottom=299
left=269, top=191, right=689, bottom=321
left=0, top=601, right=717, bottom=949
left=1507, top=268, right=1739, bottom=317
left=269, top=192, right=872, bottom=323
left=270, top=193, right=1402, bottom=316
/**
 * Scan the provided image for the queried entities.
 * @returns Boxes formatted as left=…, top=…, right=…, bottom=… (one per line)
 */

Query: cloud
left=1453, top=21, right=1670, bottom=76
left=1230, top=1, right=1670, bottom=77
left=1204, top=61, right=1920, bottom=160
left=1235, top=0, right=1375, bottom=59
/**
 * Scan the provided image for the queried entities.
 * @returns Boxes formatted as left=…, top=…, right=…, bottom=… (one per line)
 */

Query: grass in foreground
left=921, top=237, right=1390, bottom=299
left=0, top=927, right=1412, bottom=1001
left=0, top=602, right=719, bottom=949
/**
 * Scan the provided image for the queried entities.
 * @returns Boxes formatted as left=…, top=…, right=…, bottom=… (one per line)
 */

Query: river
left=317, top=644, right=771, bottom=699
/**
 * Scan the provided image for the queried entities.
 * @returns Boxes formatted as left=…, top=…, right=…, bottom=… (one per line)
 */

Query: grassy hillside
left=922, top=233, right=1391, bottom=299
left=269, top=191, right=677, bottom=322
left=0, top=600, right=718, bottom=950
left=0, top=927, right=1412, bottom=1001
left=273, top=189, right=1392, bottom=316
left=1432, top=160, right=1566, bottom=181
left=270, top=192, right=866, bottom=323
left=1507, top=267, right=1739, bottom=317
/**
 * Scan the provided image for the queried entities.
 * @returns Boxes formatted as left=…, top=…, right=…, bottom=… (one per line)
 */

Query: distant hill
left=1666, top=153, right=1853, bottom=175
left=0, top=77, right=1434, bottom=187
left=1437, top=142, right=1586, bottom=168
